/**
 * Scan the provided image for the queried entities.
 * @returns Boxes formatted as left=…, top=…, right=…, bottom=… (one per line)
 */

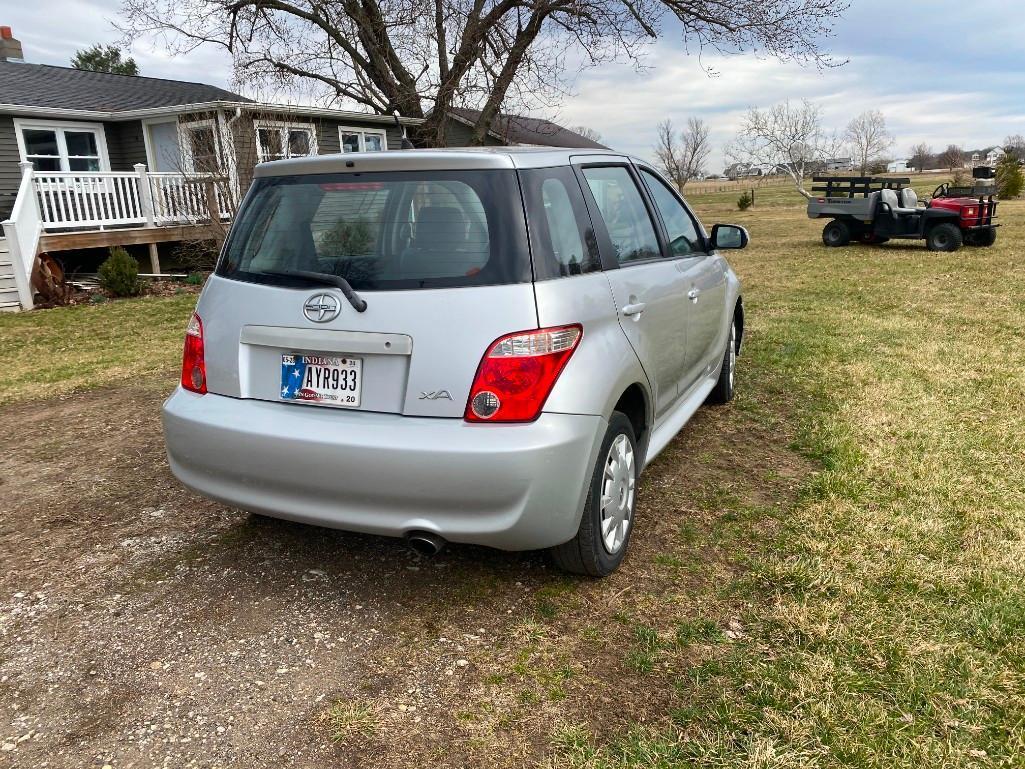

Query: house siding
left=444, top=119, right=504, bottom=147
left=104, top=120, right=148, bottom=171
left=0, top=115, right=20, bottom=221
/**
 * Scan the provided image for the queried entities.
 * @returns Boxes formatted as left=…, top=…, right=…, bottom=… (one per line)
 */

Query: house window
left=339, top=127, right=387, bottom=153
left=182, top=120, right=222, bottom=173
left=15, top=120, right=108, bottom=173
left=255, top=121, right=317, bottom=163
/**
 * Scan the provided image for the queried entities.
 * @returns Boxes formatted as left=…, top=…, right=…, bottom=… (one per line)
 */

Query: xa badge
left=303, top=293, right=341, bottom=323
left=419, top=390, right=453, bottom=401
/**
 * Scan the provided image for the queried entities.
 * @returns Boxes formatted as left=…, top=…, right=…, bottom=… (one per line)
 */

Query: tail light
left=181, top=312, right=207, bottom=394
left=464, top=325, right=582, bottom=423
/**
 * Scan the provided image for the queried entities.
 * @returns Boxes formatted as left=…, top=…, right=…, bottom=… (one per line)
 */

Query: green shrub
left=98, top=247, right=140, bottom=297
left=185, top=272, right=205, bottom=286
left=996, top=154, right=1024, bottom=199
left=737, top=191, right=753, bottom=211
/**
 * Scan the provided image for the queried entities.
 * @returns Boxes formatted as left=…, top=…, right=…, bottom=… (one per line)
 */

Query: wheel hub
left=600, top=434, right=635, bottom=555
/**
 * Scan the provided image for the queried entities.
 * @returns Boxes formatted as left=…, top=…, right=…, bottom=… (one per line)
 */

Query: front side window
left=340, top=127, right=387, bottom=153
left=639, top=168, right=704, bottom=256
left=256, top=122, right=317, bottom=163
left=581, top=166, right=660, bottom=265
left=519, top=166, right=600, bottom=279
left=19, top=123, right=104, bottom=172
left=218, top=170, right=530, bottom=291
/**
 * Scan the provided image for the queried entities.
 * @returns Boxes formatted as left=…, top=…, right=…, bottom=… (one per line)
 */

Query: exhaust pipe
left=405, top=530, right=446, bottom=556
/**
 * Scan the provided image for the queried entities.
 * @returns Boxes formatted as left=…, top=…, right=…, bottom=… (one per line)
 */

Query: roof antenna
left=394, top=110, right=415, bottom=149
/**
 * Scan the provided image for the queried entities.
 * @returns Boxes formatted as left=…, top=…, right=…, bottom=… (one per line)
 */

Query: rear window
left=218, top=170, right=530, bottom=290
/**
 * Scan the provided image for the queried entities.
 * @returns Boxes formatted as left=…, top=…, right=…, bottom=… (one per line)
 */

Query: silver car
left=162, top=148, right=747, bottom=576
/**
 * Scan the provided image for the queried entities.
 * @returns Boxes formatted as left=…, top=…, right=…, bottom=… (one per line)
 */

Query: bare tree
left=1005, top=134, right=1025, bottom=163
left=119, top=0, right=850, bottom=147
left=908, top=143, right=932, bottom=172
left=655, top=117, right=712, bottom=190
left=845, top=109, right=892, bottom=175
left=571, top=126, right=603, bottom=143
left=937, top=144, right=965, bottom=171
left=726, top=100, right=843, bottom=198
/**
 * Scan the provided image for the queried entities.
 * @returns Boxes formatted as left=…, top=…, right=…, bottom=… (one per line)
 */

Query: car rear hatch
left=198, top=162, right=537, bottom=418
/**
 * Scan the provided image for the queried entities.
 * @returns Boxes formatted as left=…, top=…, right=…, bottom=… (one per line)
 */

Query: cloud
left=4, top=0, right=1023, bottom=174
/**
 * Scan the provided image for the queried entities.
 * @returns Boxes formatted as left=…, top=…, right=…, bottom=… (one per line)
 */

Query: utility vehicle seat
left=880, top=188, right=919, bottom=216
left=900, top=188, right=920, bottom=209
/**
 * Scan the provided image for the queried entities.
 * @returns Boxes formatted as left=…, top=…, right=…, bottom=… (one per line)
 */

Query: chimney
left=0, top=27, right=25, bottom=63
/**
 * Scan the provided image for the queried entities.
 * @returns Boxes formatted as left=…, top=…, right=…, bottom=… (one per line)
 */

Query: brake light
left=464, top=325, right=582, bottom=422
left=964, top=207, right=977, bottom=218
left=181, top=312, right=207, bottom=394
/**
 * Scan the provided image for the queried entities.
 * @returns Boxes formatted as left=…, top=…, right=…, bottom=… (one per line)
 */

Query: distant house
left=888, top=159, right=912, bottom=173
left=824, top=157, right=853, bottom=172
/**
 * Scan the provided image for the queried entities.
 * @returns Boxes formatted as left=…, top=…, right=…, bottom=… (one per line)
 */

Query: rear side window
left=519, top=166, right=600, bottom=279
left=581, top=166, right=660, bottom=265
left=218, top=170, right=529, bottom=290
left=639, top=168, right=705, bottom=256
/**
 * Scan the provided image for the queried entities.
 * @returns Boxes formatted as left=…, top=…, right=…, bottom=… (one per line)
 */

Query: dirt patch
left=0, top=376, right=811, bottom=767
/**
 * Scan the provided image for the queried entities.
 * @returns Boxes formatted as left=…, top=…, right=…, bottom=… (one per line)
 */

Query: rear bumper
left=162, top=389, right=605, bottom=550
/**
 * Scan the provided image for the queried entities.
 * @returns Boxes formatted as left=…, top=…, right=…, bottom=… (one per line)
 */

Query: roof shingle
left=448, top=108, right=609, bottom=150
left=0, top=61, right=250, bottom=112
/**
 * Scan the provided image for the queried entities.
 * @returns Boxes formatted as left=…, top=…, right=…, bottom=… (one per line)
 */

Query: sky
left=4, top=0, right=1024, bottom=172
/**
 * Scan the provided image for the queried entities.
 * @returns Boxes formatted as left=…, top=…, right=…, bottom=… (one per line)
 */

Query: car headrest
left=880, top=188, right=899, bottom=208
left=901, top=188, right=919, bottom=208
left=414, top=206, right=466, bottom=247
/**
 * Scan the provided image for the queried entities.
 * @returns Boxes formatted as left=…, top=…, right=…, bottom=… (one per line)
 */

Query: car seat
left=399, top=205, right=488, bottom=279
left=900, top=188, right=920, bottom=209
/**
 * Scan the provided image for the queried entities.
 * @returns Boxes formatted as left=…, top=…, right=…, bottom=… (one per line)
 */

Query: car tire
left=706, top=316, right=737, bottom=405
left=926, top=222, right=963, bottom=252
left=822, top=220, right=851, bottom=247
left=549, top=411, right=638, bottom=577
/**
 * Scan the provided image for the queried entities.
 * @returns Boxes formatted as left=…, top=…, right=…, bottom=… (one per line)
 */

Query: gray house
left=0, top=25, right=607, bottom=311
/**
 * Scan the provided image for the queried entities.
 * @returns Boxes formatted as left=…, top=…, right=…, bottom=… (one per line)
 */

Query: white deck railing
left=32, top=165, right=233, bottom=231
left=1, top=164, right=236, bottom=310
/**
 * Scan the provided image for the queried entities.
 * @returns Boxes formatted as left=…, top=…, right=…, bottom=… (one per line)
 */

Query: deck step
left=0, top=301, right=21, bottom=313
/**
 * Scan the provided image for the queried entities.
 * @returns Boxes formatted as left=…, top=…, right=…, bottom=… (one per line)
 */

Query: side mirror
left=710, top=224, right=749, bottom=250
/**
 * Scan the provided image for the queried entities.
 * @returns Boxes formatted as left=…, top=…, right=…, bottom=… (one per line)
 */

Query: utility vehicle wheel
left=822, top=220, right=851, bottom=247
left=974, top=228, right=998, bottom=247
left=707, top=317, right=737, bottom=405
left=926, top=223, right=963, bottom=252
left=550, top=412, right=637, bottom=577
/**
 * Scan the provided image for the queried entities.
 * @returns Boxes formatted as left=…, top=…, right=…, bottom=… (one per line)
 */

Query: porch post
left=135, top=164, right=155, bottom=227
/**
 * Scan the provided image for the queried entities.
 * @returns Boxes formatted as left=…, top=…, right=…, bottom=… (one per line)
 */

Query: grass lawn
left=1, top=186, right=1023, bottom=767
left=0, top=292, right=196, bottom=404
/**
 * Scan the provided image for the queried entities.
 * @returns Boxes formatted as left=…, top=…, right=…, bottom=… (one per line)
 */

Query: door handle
left=687, top=289, right=700, bottom=302
left=622, top=302, right=646, bottom=317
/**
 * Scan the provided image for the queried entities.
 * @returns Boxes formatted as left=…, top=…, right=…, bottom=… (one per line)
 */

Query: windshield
left=217, top=170, right=530, bottom=290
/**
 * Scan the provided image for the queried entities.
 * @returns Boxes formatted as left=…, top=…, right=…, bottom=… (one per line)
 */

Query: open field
left=0, top=193, right=1022, bottom=768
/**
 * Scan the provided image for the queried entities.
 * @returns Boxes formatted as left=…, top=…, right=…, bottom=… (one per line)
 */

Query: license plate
left=280, top=354, right=362, bottom=407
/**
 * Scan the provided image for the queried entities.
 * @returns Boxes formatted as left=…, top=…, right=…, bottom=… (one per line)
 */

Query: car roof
left=253, top=146, right=638, bottom=177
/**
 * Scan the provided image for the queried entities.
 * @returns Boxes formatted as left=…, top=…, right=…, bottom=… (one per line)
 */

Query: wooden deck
left=39, top=224, right=220, bottom=253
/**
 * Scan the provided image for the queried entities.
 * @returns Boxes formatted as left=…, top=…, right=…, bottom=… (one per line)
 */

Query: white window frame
left=13, top=118, right=111, bottom=173
left=255, top=119, right=319, bottom=163
left=338, top=126, right=388, bottom=153
left=180, top=118, right=222, bottom=173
